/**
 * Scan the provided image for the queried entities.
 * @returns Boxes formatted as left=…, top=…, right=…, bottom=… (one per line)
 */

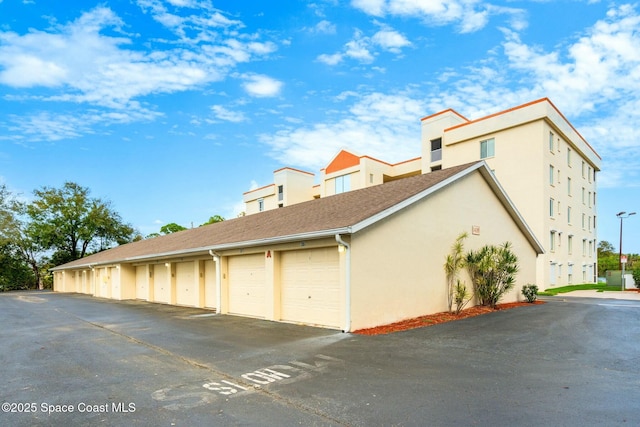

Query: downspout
left=335, top=234, right=351, bottom=333
left=209, top=250, right=222, bottom=314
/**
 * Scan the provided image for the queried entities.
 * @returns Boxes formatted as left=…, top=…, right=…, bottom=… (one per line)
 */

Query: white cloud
left=344, top=31, right=375, bottom=62
left=241, top=74, right=283, bottom=97
left=371, top=28, right=411, bottom=52
left=211, top=105, right=246, bottom=122
left=260, top=91, right=424, bottom=170
left=352, top=0, right=522, bottom=33
left=0, top=5, right=278, bottom=141
left=312, top=20, right=337, bottom=34
left=351, top=0, right=386, bottom=17
left=317, top=27, right=410, bottom=65
left=317, top=52, right=344, bottom=65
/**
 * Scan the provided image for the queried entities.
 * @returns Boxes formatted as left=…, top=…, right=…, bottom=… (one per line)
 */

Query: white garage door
left=176, top=261, right=197, bottom=307
left=136, top=266, right=149, bottom=300
left=280, top=247, right=341, bottom=329
left=228, top=254, right=265, bottom=318
left=153, top=265, right=171, bottom=304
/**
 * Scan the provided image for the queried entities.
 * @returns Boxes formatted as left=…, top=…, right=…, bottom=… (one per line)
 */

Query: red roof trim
left=420, top=108, right=468, bottom=122
left=273, top=167, right=315, bottom=176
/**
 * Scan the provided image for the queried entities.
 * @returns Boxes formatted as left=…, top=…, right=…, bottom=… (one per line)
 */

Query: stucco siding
left=349, top=171, right=538, bottom=331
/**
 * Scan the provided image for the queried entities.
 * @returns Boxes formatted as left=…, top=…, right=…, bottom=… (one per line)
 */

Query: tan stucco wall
left=349, top=171, right=538, bottom=331
left=425, top=117, right=598, bottom=288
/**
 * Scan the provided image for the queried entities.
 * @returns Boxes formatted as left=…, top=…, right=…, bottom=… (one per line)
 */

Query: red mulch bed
left=353, top=301, right=545, bottom=335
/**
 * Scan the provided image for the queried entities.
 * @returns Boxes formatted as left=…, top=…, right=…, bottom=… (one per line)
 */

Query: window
left=550, top=231, right=556, bottom=251
left=593, top=192, right=596, bottom=206
left=557, top=169, right=561, bottom=184
left=583, top=239, right=587, bottom=256
left=593, top=216, right=597, bottom=230
left=582, top=187, right=585, bottom=204
left=567, top=206, right=572, bottom=224
left=568, top=264, right=573, bottom=284
left=335, top=174, right=351, bottom=194
left=588, top=216, right=592, bottom=231
left=567, top=177, right=572, bottom=196
left=568, top=235, right=573, bottom=254
left=588, top=191, right=591, bottom=208
left=588, top=167, right=592, bottom=183
left=582, top=161, right=586, bottom=178
left=430, top=138, right=442, bottom=162
left=369, top=173, right=374, bottom=184
left=589, top=240, right=593, bottom=255
left=480, top=138, right=495, bottom=159
left=277, top=185, right=284, bottom=202
left=549, top=132, right=554, bottom=152
left=258, top=199, right=264, bottom=212
left=567, top=148, right=572, bottom=166
left=582, top=213, right=586, bottom=229
left=549, top=165, right=555, bottom=185
left=550, top=198, right=555, bottom=217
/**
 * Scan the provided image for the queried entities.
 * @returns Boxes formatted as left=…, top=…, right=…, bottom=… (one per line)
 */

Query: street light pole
left=617, top=211, right=636, bottom=289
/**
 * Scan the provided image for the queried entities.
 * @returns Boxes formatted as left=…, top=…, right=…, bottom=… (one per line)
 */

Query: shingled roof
left=52, top=161, right=542, bottom=270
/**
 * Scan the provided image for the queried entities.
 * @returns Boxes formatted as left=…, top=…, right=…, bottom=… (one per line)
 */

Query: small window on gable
left=258, top=199, right=264, bottom=212
left=480, top=138, right=495, bottom=159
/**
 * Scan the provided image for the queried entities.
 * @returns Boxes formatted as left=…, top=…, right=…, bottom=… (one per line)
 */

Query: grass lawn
left=539, top=283, right=622, bottom=296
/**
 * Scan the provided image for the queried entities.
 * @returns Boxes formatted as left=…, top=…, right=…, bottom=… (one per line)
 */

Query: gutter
left=335, top=234, right=351, bottom=333
left=209, top=250, right=222, bottom=314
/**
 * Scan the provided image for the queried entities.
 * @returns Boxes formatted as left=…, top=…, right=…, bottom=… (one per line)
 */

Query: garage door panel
left=228, top=254, right=265, bottom=318
left=281, top=248, right=340, bottom=328
left=176, top=261, right=196, bottom=307
left=135, top=266, right=148, bottom=300
left=153, top=266, right=170, bottom=304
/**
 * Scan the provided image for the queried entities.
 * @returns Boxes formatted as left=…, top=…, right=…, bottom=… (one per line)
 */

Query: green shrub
left=466, top=242, right=519, bottom=308
left=521, top=284, right=538, bottom=303
left=633, top=268, right=640, bottom=290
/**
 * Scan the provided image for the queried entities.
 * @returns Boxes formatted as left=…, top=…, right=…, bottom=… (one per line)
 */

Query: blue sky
left=1, top=0, right=639, bottom=254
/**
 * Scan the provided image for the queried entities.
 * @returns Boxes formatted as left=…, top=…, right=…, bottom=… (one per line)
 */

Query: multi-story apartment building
left=243, top=98, right=602, bottom=288
left=421, top=98, right=601, bottom=287
left=243, top=150, right=421, bottom=214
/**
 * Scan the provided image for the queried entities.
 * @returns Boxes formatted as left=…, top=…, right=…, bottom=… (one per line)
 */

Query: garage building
left=52, top=162, right=543, bottom=331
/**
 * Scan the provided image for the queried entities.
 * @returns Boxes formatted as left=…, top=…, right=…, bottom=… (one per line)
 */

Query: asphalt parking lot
left=1, top=291, right=640, bottom=426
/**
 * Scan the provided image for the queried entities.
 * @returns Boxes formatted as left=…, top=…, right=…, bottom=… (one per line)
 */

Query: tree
left=598, top=240, right=619, bottom=275
left=466, top=242, right=519, bottom=308
left=0, top=243, right=35, bottom=291
left=444, top=232, right=469, bottom=313
left=147, top=222, right=188, bottom=238
left=159, top=223, right=187, bottom=234
left=26, top=182, right=135, bottom=261
left=201, top=215, right=225, bottom=226
left=598, top=241, right=616, bottom=256
left=0, top=185, right=47, bottom=289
